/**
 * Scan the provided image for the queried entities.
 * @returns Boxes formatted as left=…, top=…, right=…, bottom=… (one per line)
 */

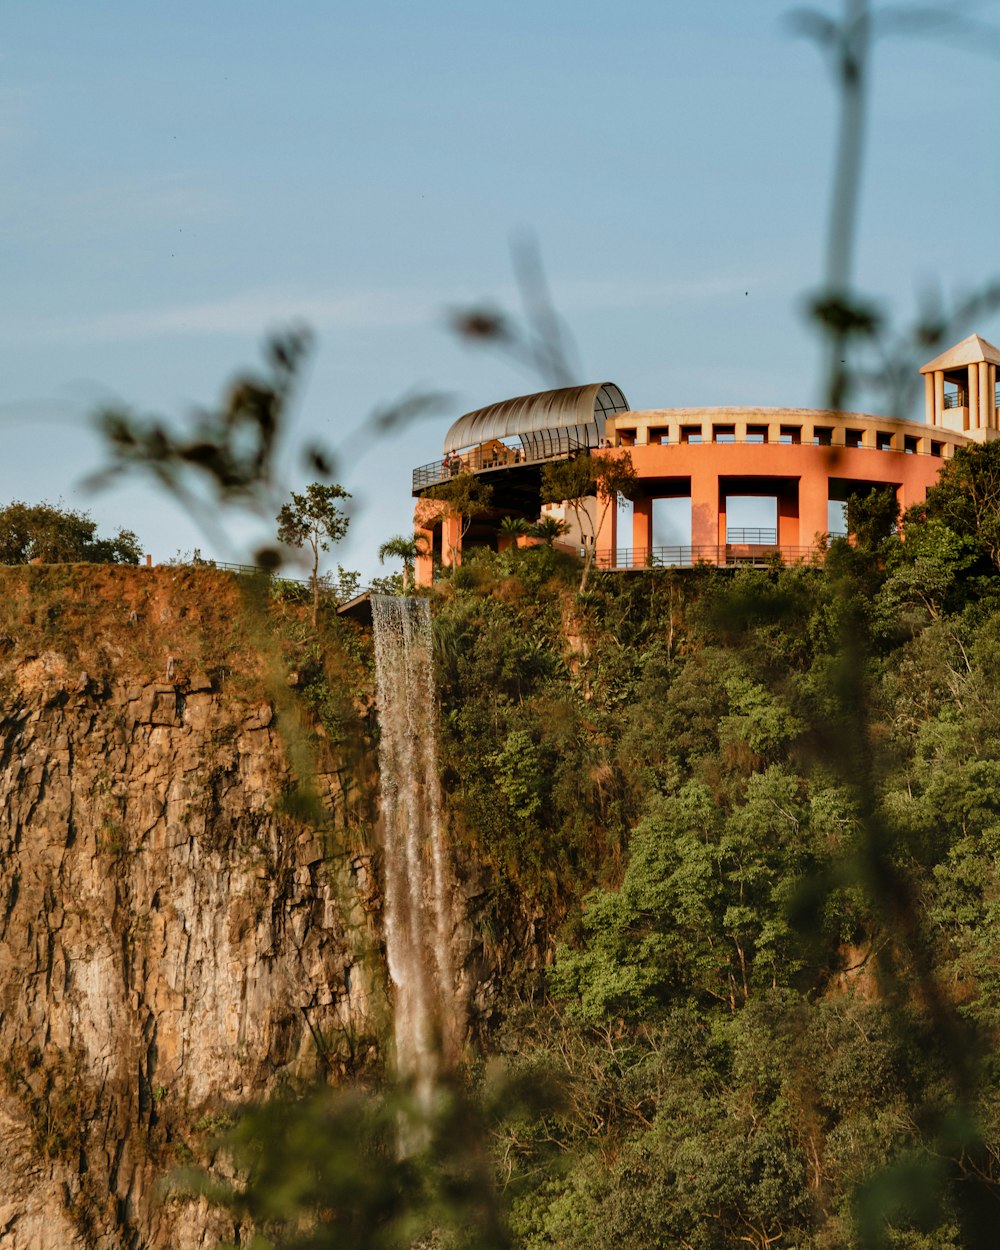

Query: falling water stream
left=370, top=595, right=456, bottom=1107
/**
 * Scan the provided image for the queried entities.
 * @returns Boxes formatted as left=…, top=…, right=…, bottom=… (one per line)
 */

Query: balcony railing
left=412, top=437, right=588, bottom=492
left=725, top=527, right=777, bottom=544
left=593, top=544, right=825, bottom=571
left=944, top=388, right=1000, bottom=411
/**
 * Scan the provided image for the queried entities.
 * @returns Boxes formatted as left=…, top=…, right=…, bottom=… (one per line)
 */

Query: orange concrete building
left=411, top=334, right=1000, bottom=585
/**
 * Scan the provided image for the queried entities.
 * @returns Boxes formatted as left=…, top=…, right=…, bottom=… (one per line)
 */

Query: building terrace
left=411, top=334, right=1000, bottom=586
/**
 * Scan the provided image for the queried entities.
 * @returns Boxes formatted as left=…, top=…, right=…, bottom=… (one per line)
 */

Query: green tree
left=377, top=533, right=427, bottom=594
left=498, top=515, right=531, bottom=546
left=423, top=472, right=494, bottom=569
left=529, top=515, right=570, bottom=546
left=276, top=482, right=351, bottom=625
left=920, top=439, right=1000, bottom=571
left=876, top=517, right=977, bottom=630
left=0, top=500, right=142, bottom=565
left=540, top=451, right=637, bottom=592
left=845, top=484, right=899, bottom=554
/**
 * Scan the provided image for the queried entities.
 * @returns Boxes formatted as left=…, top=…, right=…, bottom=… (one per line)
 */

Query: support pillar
left=442, top=513, right=462, bottom=568
left=632, top=497, right=653, bottom=560
left=970, top=363, right=980, bottom=430
left=415, top=524, right=435, bottom=587
left=414, top=499, right=443, bottom=587
left=799, top=464, right=830, bottom=551
left=690, top=470, right=721, bottom=557
left=924, top=373, right=935, bottom=424
left=777, top=490, right=799, bottom=548
left=980, top=362, right=991, bottom=430
left=934, top=371, right=945, bottom=424
left=595, top=496, right=617, bottom=567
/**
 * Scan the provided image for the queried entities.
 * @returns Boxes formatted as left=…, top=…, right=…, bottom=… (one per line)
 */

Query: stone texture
left=0, top=652, right=380, bottom=1249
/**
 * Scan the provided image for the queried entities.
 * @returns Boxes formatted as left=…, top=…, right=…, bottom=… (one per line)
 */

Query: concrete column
left=991, top=364, right=998, bottom=427
left=924, top=373, right=935, bottom=424
left=592, top=496, right=616, bottom=568
left=690, top=470, right=721, bottom=556
left=415, top=524, right=435, bottom=587
left=799, top=463, right=830, bottom=551
left=980, top=362, right=991, bottom=430
left=970, top=363, right=980, bottom=429
left=632, top=497, right=653, bottom=559
left=442, top=513, right=462, bottom=567
left=934, top=371, right=945, bottom=424
left=777, top=490, right=799, bottom=548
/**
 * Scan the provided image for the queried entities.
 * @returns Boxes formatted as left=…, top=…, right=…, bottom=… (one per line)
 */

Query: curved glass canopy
left=442, top=382, right=630, bottom=457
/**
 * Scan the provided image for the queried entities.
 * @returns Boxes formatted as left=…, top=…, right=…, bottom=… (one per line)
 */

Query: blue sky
left=2, top=1, right=998, bottom=576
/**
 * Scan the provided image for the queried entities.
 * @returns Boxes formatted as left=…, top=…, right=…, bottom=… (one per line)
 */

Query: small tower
left=920, top=333, right=1000, bottom=441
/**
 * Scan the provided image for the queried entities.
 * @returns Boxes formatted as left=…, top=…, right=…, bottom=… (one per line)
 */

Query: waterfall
left=370, top=595, right=456, bottom=1103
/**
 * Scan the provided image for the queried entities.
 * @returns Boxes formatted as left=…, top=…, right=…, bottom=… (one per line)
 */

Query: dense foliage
left=420, top=468, right=1000, bottom=1249
left=0, top=499, right=142, bottom=565
left=194, top=457, right=1000, bottom=1249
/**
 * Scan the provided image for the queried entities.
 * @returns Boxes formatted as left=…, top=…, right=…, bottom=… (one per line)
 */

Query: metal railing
left=944, top=389, right=1000, bottom=412
left=593, top=544, right=825, bottom=571
left=180, top=558, right=316, bottom=592
left=725, top=527, right=777, bottom=544
left=194, top=558, right=275, bottom=576
left=412, top=437, right=589, bottom=492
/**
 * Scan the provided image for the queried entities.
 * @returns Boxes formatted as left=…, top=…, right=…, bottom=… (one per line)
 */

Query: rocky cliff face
left=0, top=568, right=383, bottom=1249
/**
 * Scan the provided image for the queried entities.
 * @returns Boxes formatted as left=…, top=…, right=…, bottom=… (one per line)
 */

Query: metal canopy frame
left=442, top=382, right=630, bottom=457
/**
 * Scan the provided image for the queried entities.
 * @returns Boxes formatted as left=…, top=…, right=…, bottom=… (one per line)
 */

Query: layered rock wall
left=0, top=570, right=380, bottom=1249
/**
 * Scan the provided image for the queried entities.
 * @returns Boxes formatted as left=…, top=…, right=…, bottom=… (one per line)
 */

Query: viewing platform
left=411, top=436, right=585, bottom=494
left=410, top=333, right=1000, bottom=586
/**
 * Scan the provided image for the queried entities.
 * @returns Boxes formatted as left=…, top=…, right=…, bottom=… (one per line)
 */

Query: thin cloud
left=554, top=271, right=780, bottom=312
left=0, top=169, right=228, bottom=246
left=0, top=270, right=781, bottom=350
left=64, top=171, right=228, bottom=231
left=0, top=289, right=440, bottom=347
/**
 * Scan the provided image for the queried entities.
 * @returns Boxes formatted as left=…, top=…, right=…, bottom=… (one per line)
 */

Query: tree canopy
left=917, top=438, right=1000, bottom=572
left=423, top=472, right=494, bottom=566
left=276, top=481, right=351, bottom=622
left=0, top=500, right=142, bottom=566
left=540, top=450, right=637, bottom=590
left=377, top=533, right=427, bottom=593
